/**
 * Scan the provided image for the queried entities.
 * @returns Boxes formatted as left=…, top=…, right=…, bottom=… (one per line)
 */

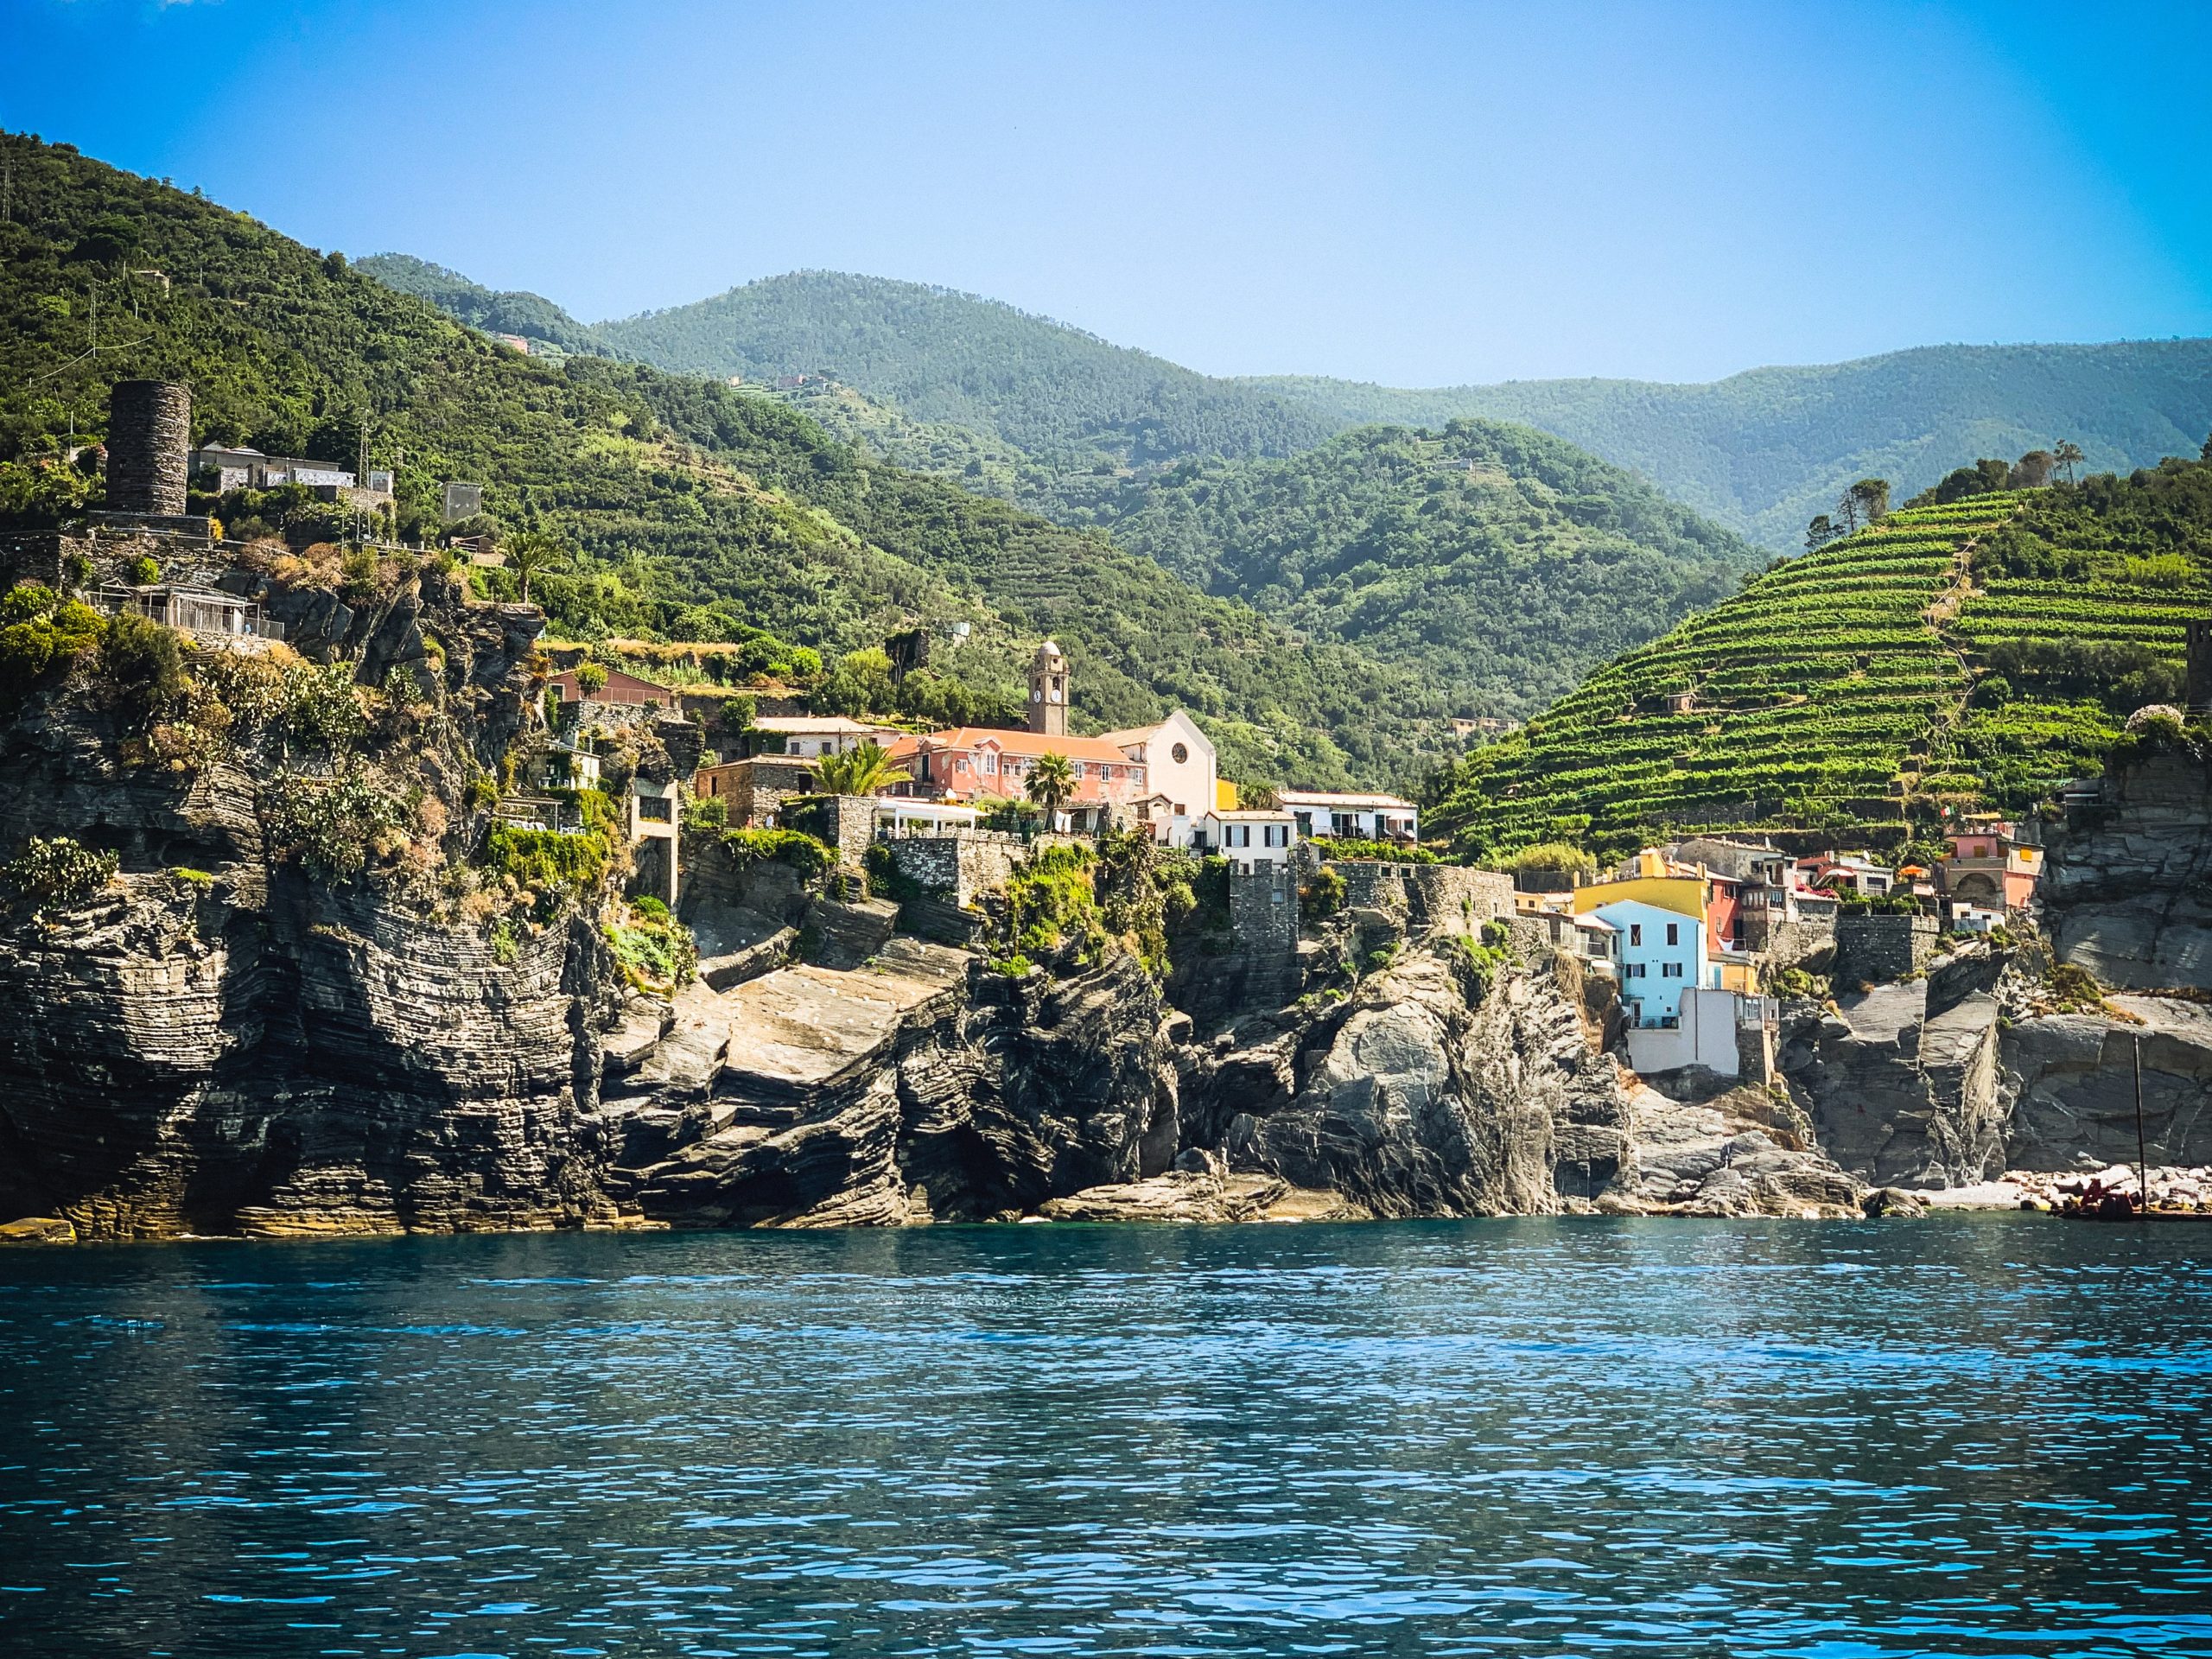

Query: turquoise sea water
left=2, top=1217, right=2209, bottom=1658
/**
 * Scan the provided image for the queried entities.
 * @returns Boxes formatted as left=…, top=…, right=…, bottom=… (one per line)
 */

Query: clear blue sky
left=4, top=0, right=2208, bottom=385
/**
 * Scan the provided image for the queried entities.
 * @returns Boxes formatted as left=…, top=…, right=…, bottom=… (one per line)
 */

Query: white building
left=1102, top=710, right=1217, bottom=847
left=1279, top=789, right=1420, bottom=843
left=541, top=736, right=601, bottom=792
left=750, top=715, right=904, bottom=760
left=1624, top=985, right=1752, bottom=1077
left=874, top=799, right=982, bottom=836
left=1197, top=807, right=1295, bottom=872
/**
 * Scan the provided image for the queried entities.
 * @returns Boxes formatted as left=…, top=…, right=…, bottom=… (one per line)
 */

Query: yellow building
left=1567, top=849, right=1707, bottom=922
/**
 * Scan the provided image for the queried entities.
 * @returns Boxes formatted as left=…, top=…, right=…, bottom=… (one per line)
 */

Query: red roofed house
left=548, top=665, right=679, bottom=709
left=882, top=728, right=1148, bottom=832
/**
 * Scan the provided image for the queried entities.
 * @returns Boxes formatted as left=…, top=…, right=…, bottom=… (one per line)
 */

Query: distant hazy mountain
left=1246, top=342, right=2212, bottom=550
left=588, top=271, right=2212, bottom=549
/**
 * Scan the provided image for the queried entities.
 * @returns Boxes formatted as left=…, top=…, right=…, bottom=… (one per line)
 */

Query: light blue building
left=1591, top=898, right=1711, bottom=1028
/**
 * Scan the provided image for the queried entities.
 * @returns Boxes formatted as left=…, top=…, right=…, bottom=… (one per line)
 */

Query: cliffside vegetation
left=0, top=132, right=1440, bottom=789
left=1433, top=453, right=2212, bottom=858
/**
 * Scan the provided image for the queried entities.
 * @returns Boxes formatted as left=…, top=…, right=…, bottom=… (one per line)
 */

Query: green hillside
left=354, top=252, right=612, bottom=357
left=375, top=260, right=1770, bottom=718
left=595, top=270, right=1337, bottom=478
left=1433, top=462, right=2212, bottom=857
left=1087, top=421, right=1764, bottom=718
left=1249, top=342, right=2212, bottom=550
left=575, top=268, right=2209, bottom=553
left=0, top=133, right=1440, bottom=789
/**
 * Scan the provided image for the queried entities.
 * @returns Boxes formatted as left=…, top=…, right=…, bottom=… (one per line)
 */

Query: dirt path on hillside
left=1899, top=536, right=1982, bottom=800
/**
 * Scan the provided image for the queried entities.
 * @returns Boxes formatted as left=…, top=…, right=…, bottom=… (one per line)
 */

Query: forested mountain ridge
left=354, top=252, right=613, bottom=357
left=1090, top=421, right=1765, bottom=718
left=594, top=270, right=1340, bottom=477
left=1251, top=341, right=2212, bottom=550
left=363, top=261, right=2212, bottom=554
left=371, top=259, right=1770, bottom=719
left=0, top=133, right=1441, bottom=788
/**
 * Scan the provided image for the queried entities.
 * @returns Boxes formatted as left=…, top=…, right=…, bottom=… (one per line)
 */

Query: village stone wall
left=1761, top=915, right=1839, bottom=975
left=1327, top=861, right=1515, bottom=938
left=1834, top=913, right=1940, bottom=985
left=881, top=830, right=1025, bottom=910
left=1228, top=864, right=1300, bottom=1006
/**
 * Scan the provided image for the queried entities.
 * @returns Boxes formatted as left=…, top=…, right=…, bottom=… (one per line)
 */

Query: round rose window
left=1172, top=742, right=1189, bottom=764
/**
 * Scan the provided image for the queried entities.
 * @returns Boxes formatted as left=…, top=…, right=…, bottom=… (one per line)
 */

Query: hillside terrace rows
left=1438, top=500, right=2012, bottom=849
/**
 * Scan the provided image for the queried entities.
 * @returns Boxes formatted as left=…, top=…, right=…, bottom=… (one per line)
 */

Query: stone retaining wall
left=880, top=830, right=1026, bottom=909
left=1327, top=861, right=1515, bottom=938
left=1834, top=914, right=1939, bottom=985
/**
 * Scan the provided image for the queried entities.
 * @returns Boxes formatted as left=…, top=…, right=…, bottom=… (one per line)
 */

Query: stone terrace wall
left=1834, top=914, right=1939, bottom=985
left=1228, top=865, right=1300, bottom=1007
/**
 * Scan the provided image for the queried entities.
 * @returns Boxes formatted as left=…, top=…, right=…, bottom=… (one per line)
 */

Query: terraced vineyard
left=1431, top=498, right=2037, bottom=854
left=1437, top=455, right=2212, bottom=855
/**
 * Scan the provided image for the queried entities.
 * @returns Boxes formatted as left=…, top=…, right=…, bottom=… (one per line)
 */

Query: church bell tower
left=1027, top=639, right=1068, bottom=736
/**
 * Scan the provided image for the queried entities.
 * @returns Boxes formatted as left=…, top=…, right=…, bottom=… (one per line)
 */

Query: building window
left=1629, top=924, right=1642, bottom=946
left=638, top=796, right=672, bottom=823
left=982, top=752, right=998, bottom=774
left=1666, top=922, right=1679, bottom=946
left=1662, top=961, right=1681, bottom=979
left=1172, top=742, right=1189, bottom=764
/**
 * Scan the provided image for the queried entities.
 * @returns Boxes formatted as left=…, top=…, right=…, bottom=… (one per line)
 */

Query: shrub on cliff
left=722, top=826, right=831, bottom=880
left=1005, top=842, right=1106, bottom=959
left=0, top=582, right=103, bottom=706
left=605, top=899, right=696, bottom=993
left=263, top=769, right=406, bottom=880
left=1, top=835, right=118, bottom=912
left=482, top=822, right=611, bottom=906
left=98, top=611, right=188, bottom=732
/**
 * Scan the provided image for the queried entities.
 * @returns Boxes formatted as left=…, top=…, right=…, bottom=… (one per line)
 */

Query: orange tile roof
left=901, top=727, right=1139, bottom=766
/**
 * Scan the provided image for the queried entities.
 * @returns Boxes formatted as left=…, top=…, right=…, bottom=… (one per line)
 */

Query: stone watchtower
left=2187, top=615, right=2212, bottom=717
left=1027, top=639, right=1069, bottom=737
left=107, top=380, right=192, bottom=516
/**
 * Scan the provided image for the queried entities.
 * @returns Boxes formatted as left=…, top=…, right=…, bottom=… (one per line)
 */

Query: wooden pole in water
left=2133, top=1033, right=2150, bottom=1219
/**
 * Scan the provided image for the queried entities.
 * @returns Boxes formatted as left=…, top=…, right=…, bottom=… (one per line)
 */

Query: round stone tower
left=105, top=380, right=192, bottom=516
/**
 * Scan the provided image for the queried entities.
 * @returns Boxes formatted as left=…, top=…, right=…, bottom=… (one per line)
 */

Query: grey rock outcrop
left=2001, top=996, right=2212, bottom=1171
left=2042, top=750, right=2212, bottom=991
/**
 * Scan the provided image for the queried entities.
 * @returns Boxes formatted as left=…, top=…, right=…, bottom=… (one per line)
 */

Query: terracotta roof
left=899, top=728, right=1138, bottom=766
left=750, top=715, right=893, bottom=735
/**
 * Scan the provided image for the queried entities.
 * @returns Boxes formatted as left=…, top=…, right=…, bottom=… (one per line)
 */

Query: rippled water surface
left=3, top=1218, right=2210, bottom=1657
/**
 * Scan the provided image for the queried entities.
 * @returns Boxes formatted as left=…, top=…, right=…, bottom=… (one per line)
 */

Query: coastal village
left=0, top=378, right=2203, bottom=1248
left=5, top=383, right=2074, bottom=1103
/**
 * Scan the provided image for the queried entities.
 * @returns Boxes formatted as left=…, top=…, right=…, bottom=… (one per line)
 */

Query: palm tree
left=817, top=740, right=898, bottom=797
left=2054, top=440, right=2085, bottom=486
left=504, top=529, right=570, bottom=606
left=1025, top=750, right=1076, bottom=823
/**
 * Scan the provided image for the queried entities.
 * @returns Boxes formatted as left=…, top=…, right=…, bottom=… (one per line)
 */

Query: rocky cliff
left=5, top=602, right=2210, bottom=1240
